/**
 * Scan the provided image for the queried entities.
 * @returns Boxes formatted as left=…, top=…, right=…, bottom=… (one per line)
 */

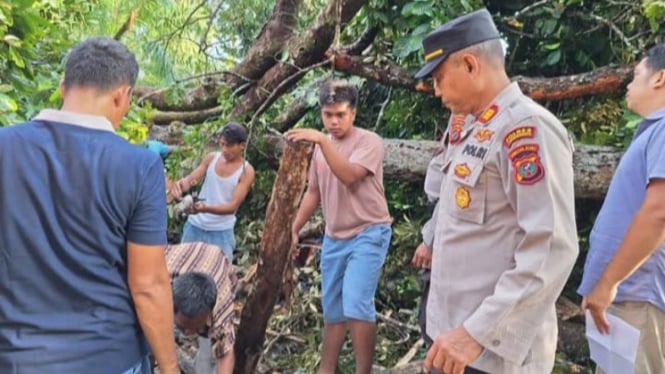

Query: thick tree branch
left=226, top=0, right=303, bottom=90
left=228, top=0, right=369, bottom=121
left=145, top=57, right=633, bottom=124
left=330, top=50, right=635, bottom=101
left=339, top=26, right=378, bottom=55
left=151, top=105, right=225, bottom=125
left=134, top=0, right=301, bottom=112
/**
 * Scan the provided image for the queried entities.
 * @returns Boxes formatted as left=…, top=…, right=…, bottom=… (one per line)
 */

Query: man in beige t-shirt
left=287, top=79, right=392, bottom=374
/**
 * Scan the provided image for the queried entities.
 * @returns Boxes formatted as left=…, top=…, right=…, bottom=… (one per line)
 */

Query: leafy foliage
left=7, top=0, right=665, bottom=371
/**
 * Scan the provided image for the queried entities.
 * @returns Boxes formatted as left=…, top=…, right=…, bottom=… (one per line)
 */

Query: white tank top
left=188, top=152, right=247, bottom=231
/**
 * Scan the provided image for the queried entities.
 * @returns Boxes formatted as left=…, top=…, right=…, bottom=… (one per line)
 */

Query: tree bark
left=330, top=50, right=634, bottom=101
left=233, top=142, right=314, bottom=374
left=379, top=139, right=622, bottom=199
left=228, top=0, right=369, bottom=121
left=132, top=0, right=302, bottom=113
left=140, top=60, right=633, bottom=124
left=227, top=0, right=303, bottom=90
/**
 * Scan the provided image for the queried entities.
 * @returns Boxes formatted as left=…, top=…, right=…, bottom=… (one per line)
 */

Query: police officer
left=416, top=9, right=579, bottom=374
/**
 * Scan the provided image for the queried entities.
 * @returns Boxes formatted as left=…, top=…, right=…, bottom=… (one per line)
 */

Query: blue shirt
left=0, top=110, right=167, bottom=373
left=578, top=108, right=665, bottom=312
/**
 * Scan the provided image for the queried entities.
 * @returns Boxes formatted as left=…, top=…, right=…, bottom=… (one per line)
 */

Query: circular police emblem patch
left=513, top=154, right=544, bottom=185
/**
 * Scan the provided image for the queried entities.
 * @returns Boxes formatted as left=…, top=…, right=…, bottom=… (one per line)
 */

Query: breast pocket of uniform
left=448, top=160, right=487, bottom=224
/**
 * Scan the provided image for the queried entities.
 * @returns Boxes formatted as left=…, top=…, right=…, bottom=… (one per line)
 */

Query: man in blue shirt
left=0, top=37, right=179, bottom=373
left=579, top=43, right=665, bottom=373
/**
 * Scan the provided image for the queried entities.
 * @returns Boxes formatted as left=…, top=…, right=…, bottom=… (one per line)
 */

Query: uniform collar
left=34, top=109, right=115, bottom=133
left=475, top=82, right=522, bottom=126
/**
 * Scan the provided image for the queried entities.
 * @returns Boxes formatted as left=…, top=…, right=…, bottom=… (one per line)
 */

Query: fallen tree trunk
left=379, top=139, right=621, bottom=199
left=150, top=126, right=622, bottom=199
left=233, top=141, right=314, bottom=374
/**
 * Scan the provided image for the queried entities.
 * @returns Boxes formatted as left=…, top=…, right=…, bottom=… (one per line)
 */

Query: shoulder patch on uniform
left=503, top=126, right=536, bottom=148
left=479, top=104, right=499, bottom=125
left=510, top=144, right=544, bottom=185
left=449, top=115, right=465, bottom=145
left=508, top=143, right=540, bottom=160
left=451, top=114, right=466, bottom=126
left=474, top=128, right=494, bottom=143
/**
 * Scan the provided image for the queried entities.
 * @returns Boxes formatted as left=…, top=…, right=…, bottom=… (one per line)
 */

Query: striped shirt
left=165, top=242, right=237, bottom=358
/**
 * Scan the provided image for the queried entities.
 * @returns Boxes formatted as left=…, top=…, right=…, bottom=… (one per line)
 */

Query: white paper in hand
left=585, top=310, right=641, bottom=374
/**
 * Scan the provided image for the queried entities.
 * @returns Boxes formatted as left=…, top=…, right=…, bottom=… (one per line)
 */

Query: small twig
left=114, top=6, right=141, bottom=40
left=199, top=0, right=226, bottom=53
left=511, top=0, right=549, bottom=19
left=136, top=70, right=253, bottom=105
left=265, top=328, right=306, bottom=343
left=578, top=12, right=639, bottom=55
left=377, top=313, right=421, bottom=333
left=374, top=87, right=392, bottom=131
left=161, top=1, right=207, bottom=52
left=394, top=338, right=425, bottom=367
left=252, top=59, right=332, bottom=123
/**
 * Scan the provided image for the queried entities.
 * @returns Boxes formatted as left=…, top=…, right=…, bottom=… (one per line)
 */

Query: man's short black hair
left=63, top=37, right=139, bottom=92
left=220, top=122, right=248, bottom=144
left=173, top=272, right=217, bottom=317
left=318, top=80, right=358, bottom=109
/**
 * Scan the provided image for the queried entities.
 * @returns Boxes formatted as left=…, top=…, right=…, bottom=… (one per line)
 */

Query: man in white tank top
left=171, top=123, right=256, bottom=262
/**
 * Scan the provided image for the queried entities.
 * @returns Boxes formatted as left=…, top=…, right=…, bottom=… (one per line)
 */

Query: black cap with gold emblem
left=415, top=8, right=500, bottom=79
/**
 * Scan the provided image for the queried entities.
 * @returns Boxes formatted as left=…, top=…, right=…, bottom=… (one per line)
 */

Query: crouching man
left=166, top=242, right=238, bottom=374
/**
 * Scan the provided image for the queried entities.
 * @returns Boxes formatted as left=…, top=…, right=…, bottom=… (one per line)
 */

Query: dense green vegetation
left=4, top=0, right=665, bottom=371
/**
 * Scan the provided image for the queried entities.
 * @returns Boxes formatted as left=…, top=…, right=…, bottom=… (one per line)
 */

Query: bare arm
left=128, top=242, right=179, bottom=374
left=201, top=164, right=256, bottom=215
left=586, top=179, right=665, bottom=332
left=216, top=352, right=235, bottom=374
left=317, top=136, right=369, bottom=186
left=292, top=186, right=321, bottom=236
left=285, top=129, right=369, bottom=187
left=172, top=152, right=216, bottom=199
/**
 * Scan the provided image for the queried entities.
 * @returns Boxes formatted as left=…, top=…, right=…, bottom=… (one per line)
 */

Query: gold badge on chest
left=455, top=186, right=471, bottom=209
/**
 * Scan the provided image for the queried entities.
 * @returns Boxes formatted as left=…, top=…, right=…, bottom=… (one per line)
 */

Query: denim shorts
left=320, top=224, right=391, bottom=323
left=181, top=221, right=236, bottom=261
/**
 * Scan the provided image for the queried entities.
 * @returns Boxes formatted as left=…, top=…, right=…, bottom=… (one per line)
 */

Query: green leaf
left=402, top=1, right=433, bottom=17
left=393, top=34, right=422, bottom=59
left=8, top=47, right=25, bottom=68
left=545, top=49, right=561, bottom=66
left=0, top=93, right=18, bottom=112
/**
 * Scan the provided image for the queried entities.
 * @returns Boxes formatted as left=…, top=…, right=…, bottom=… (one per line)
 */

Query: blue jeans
left=181, top=221, right=235, bottom=261
left=121, top=356, right=151, bottom=374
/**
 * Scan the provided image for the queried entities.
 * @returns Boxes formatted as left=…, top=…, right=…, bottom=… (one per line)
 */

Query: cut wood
left=233, top=141, right=314, bottom=374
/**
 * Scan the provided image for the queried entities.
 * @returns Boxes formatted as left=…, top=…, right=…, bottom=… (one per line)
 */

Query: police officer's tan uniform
left=422, top=83, right=579, bottom=373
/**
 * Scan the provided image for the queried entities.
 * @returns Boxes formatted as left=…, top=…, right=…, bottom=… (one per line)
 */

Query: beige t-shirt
left=309, top=127, right=392, bottom=239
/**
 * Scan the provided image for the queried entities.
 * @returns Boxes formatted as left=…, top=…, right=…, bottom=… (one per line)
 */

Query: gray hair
left=455, top=38, right=506, bottom=67
left=63, top=37, right=139, bottom=92
left=173, top=272, right=217, bottom=317
left=318, top=79, right=358, bottom=108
